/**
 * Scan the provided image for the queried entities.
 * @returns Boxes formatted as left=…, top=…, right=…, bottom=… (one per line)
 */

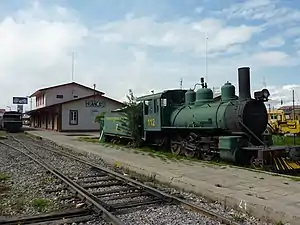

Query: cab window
left=144, top=101, right=149, bottom=115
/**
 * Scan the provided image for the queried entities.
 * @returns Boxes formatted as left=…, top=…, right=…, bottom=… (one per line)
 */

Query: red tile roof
left=29, top=82, right=104, bottom=97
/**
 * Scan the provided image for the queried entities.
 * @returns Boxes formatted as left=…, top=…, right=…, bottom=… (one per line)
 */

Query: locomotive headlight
left=262, top=89, right=270, bottom=98
left=254, top=88, right=270, bottom=102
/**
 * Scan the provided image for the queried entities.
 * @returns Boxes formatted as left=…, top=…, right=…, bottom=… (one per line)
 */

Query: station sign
left=85, top=100, right=105, bottom=108
left=13, top=97, right=28, bottom=104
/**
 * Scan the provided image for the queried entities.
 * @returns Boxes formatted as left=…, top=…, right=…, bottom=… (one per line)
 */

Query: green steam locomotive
left=101, top=67, right=300, bottom=172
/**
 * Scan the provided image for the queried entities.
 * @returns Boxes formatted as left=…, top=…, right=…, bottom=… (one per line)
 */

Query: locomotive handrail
left=215, top=102, right=222, bottom=128
left=239, top=119, right=265, bottom=146
left=267, top=122, right=277, bottom=133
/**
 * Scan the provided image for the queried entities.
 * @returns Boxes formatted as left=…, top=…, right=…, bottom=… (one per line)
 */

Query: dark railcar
left=2, top=111, right=23, bottom=132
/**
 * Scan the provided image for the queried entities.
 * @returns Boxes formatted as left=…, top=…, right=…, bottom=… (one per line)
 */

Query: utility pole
left=292, top=90, right=295, bottom=119
left=93, top=84, right=96, bottom=99
left=205, top=35, right=208, bottom=84
left=292, top=89, right=296, bottom=145
left=180, top=78, right=183, bottom=89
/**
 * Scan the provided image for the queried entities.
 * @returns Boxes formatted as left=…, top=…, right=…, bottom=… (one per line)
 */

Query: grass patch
left=289, top=176, right=300, bottom=181
left=0, top=131, right=7, bottom=139
left=272, top=135, right=300, bottom=146
left=41, top=176, right=57, bottom=185
left=77, top=136, right=100, bottom=143
left=0, top=173, right=10, bottom=181
left=77, top=135, right=300, bottom=180
left=30, top=198, right=52, bottom=212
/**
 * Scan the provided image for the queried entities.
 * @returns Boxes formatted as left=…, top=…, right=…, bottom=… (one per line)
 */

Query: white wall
left=61, top=95, right=122, bottom=131
left=45, top=84, right=95, bottom=107
left=31, top=84, right=97, bottom=110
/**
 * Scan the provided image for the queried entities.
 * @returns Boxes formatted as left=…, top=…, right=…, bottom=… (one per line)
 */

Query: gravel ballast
left=0, top=141, right=72, bottom=216
left=4, top=134, right=275, bottom=225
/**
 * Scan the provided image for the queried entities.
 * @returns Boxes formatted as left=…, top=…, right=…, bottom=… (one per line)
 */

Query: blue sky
left=1, top=0, right=300, bottom=110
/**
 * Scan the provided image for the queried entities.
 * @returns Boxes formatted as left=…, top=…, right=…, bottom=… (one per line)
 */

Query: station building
left=27, top=82, right=124, bottom=132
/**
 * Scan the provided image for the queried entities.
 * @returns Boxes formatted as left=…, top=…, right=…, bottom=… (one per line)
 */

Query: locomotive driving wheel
left=201, top=152, right=215, bottom=161
left=183, top=144, right=196, bottom=158
left=170, top=140, right=182, bottom=156
left=200, top=144, right=215, bottom=161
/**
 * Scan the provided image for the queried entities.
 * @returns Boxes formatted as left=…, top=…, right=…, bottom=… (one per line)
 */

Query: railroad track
left=0, top=208, right=96, bottom=225
left=0, top=134, right=240, bottom=225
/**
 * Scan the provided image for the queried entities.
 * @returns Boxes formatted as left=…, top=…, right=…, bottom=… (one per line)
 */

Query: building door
left=69, top=110, right=78, bottom=125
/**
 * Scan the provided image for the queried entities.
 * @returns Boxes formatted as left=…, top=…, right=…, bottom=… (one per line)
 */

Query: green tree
left=123, top=89, right=143, bottom=146
left=95, top=112, right=106, bottom=130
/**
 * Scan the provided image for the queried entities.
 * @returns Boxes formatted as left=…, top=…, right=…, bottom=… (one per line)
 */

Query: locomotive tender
left=102, top=67, right=300, bottom=172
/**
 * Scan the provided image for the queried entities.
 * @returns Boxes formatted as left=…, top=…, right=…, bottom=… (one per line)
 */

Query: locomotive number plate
left=147, top=118, right=155, bottom=127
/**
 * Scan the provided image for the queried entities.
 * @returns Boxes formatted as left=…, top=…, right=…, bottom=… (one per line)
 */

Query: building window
left=73, top=95, right=78, bottom=98
left=69, top=110, right=78, bottom=125
left=56, top=94, right=63, bottom=99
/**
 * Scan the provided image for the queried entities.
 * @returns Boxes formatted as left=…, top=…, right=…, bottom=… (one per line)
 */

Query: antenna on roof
left=263, top=76, right=266, bottom=88
left=205, top=35, right=208, bottom=83
left=180, top=78, right=183, bottom=89
left=71, top=52, right=75, bottom=81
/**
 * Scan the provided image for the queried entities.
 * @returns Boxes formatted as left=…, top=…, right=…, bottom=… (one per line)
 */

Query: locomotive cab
left=136, top=89, right=187, bottom=138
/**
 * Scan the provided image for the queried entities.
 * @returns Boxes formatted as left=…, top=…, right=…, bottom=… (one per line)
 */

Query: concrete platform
left=25, top=130, right=300, bottom=225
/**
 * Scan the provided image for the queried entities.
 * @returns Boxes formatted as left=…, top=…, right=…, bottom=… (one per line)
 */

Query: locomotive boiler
left=102, top=67, right=300, bottom=172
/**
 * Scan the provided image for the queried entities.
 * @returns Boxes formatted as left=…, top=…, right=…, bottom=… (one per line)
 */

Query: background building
left=27, top=82, right=124, bottom=132
left=278, top=105, right=300, bottom=120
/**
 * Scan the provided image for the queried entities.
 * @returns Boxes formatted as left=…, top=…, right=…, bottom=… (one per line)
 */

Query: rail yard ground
left=12, top=129, right=300, bottom=224
left=2, top=133, right=239, bottom=225
left=1, top=131, right=264, bottom=225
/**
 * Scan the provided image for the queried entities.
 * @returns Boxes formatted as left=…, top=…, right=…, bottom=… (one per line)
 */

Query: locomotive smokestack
left=238, top=67, right=251, bottom=101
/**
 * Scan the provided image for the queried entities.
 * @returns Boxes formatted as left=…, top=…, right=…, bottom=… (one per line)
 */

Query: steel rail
left=17, top=135, right=240, bottom=225
left=0, top=208, right=92, bottom=225
left=0, top=139, right=125, bottom=225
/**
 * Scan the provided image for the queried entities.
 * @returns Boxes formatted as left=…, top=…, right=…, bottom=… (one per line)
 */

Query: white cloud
left=0, top=2, right=88, bottom=109
left=220, top=0, right=300, bottom=26
left=263, top=84, right=300, bottom=108
left=195, top=7, right=203, bottom=14
left=95, top=16, right=261, bottom=55
left=259, top=36, right=285, bottom=48
left=0, top=1, right=299, bottom=112
left=284, top=26, right=300, bottom=37
left=250, top=51, right=296, bottom=66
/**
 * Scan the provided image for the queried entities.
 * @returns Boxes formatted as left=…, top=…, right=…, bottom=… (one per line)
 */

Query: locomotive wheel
left=200, top=144, right=215, bottom=161
left=201, top=152, right=215, bottom=161
left=170, top=140, right=182, bottom=156
left=184, top=149, right=196, bottom=158
left=250, top=156, right=263, bottom=169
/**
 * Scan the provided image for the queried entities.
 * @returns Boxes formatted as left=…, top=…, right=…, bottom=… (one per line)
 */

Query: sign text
left=85, top=100, right=105, bottom=108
